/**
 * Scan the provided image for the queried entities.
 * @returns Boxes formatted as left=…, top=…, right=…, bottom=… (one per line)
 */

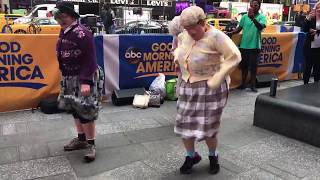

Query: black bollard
left=270, top=78, right=278, bottom=97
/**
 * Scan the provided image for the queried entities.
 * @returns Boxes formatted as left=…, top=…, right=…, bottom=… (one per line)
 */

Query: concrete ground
left=0, top=80, right=320, bottom=180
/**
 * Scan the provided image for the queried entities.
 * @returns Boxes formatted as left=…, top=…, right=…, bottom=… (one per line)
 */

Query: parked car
left=206, top=18, right=233, bottom=31
left=8, top=18, right=60, bottom=34
left=115, top=20, right=168, bottom=34
left=14, top=4, right=61, bottom=24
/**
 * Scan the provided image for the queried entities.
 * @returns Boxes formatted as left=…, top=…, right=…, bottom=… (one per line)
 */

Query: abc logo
left=125, top=47, right=142, bottom=64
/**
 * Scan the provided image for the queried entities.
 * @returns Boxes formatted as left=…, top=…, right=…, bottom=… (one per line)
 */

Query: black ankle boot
left=251, top=86, right=258, bottom=93
left=180, top=152, right=202, bottom=174
left=237, top=83, right=246, bottom=90
left=209, top=155, right=220, bottom=175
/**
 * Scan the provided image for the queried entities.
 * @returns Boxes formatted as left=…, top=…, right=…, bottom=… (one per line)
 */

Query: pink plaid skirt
left=174, top=80, right=228, bottom=141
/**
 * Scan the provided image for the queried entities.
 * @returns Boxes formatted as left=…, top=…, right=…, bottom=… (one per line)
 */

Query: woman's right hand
left=310, top=29, right=317, bottom=36
left=81, top=84, right=91, bottom=96
left=248, top=8, right=254, bottom=19
left=175, top=63, right=181, bottom=73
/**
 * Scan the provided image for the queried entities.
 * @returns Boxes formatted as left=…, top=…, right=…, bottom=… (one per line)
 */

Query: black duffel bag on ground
left=38, top=95, right=64, bottom=114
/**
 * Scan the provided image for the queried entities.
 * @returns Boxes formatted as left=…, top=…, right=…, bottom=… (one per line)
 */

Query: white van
left=14, top=4, right=79, bottom=24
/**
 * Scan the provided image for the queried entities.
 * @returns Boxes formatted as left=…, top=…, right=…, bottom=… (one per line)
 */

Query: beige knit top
left=174, top=26, right=241, bottom=89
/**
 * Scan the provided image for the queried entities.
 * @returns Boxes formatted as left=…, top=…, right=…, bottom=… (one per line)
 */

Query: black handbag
left=147, top=90, right=161, bottom=108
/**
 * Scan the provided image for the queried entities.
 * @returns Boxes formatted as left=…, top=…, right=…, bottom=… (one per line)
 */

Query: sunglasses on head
left=52, top=8, right=71, bottom=20
left=52, top=8, right=62, bottom=20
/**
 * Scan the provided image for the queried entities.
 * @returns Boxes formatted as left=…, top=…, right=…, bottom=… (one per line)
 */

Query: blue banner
left=118, top=35, right=176, bottom=89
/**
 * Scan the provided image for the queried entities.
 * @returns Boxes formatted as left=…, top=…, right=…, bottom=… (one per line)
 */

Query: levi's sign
left=110, top=0, right=140, bottom=5
left=141, top=0, right=172, bottom=7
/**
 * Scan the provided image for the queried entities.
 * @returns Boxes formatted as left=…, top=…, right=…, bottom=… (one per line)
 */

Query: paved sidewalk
left=0, top=80, right=320, bottom=180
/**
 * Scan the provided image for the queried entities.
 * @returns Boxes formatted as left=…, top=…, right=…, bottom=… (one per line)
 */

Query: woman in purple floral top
left=54, top=2, right=104, bottom=163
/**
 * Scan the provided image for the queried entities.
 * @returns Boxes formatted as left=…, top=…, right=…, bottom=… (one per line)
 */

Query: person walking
left=101, top=4, right=115, bottom=34
left=228, top=0, right=267, bottom=92
left=53, top=2, right=104, bottom=163
left=173, top=6, right=241, bottom=175
left=303, top=2, right=320, bottom=84
left=295, top=11, right=307, bottom=27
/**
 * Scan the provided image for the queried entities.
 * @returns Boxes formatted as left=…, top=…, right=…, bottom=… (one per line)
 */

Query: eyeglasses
left=52, top=8, right=61, bottom=20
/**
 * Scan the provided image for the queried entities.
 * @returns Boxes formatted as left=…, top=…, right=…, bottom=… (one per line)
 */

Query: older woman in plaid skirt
left=173, top=6, right=241, bottom=175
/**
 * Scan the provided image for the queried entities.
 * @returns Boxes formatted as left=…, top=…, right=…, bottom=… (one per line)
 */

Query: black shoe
left=209, top=156, right=220, bottom=175
left=180, top=152, right=202, bottom=174
left=237, top=84, right=246, bottom=90
left=84, top=144, right=96, bottom=163
left=251, top=87, right=258, bottom=93
left=64, top=138, right=88, bottom=151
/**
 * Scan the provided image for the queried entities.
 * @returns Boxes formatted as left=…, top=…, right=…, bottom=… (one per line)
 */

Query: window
left=137, top=22, right=145, bottom=27
left=37, top=7, right=48, bottom=11
left=26, top=6, right=37, bottom=16
left=5, top=15, right=22, bottom=20
left=50, top=19, right=58, bottom=25
left=219, top=20, right=231, bottom=26
left=208, top=20, right=215, bottom=26
left=37, top=19, right=50, bottom=25
left=32, top=7, right=48, bottom=17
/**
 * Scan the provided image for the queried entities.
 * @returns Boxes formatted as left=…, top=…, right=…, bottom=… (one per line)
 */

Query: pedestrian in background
left=53, top=2, right=104, bottom=163
left=173, top=6, right=241, bottom=175
left=46, top=11, right=53, bottom=18
left=4, top=5, right=9, bottom=14
left=303, top=2, right=320, bottom=84
left=228, top=0, right=267, bottom=92
left=101, top=4, right=115, bottom=34
left=295, top=11, right=306, bottom=27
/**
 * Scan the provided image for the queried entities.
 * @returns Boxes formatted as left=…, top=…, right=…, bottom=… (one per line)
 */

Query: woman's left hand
left=207, top=77, right=220, bottom=90
left=310, top=29, right=317, bottom=36
left=81, top=84, right=91, bottom=96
